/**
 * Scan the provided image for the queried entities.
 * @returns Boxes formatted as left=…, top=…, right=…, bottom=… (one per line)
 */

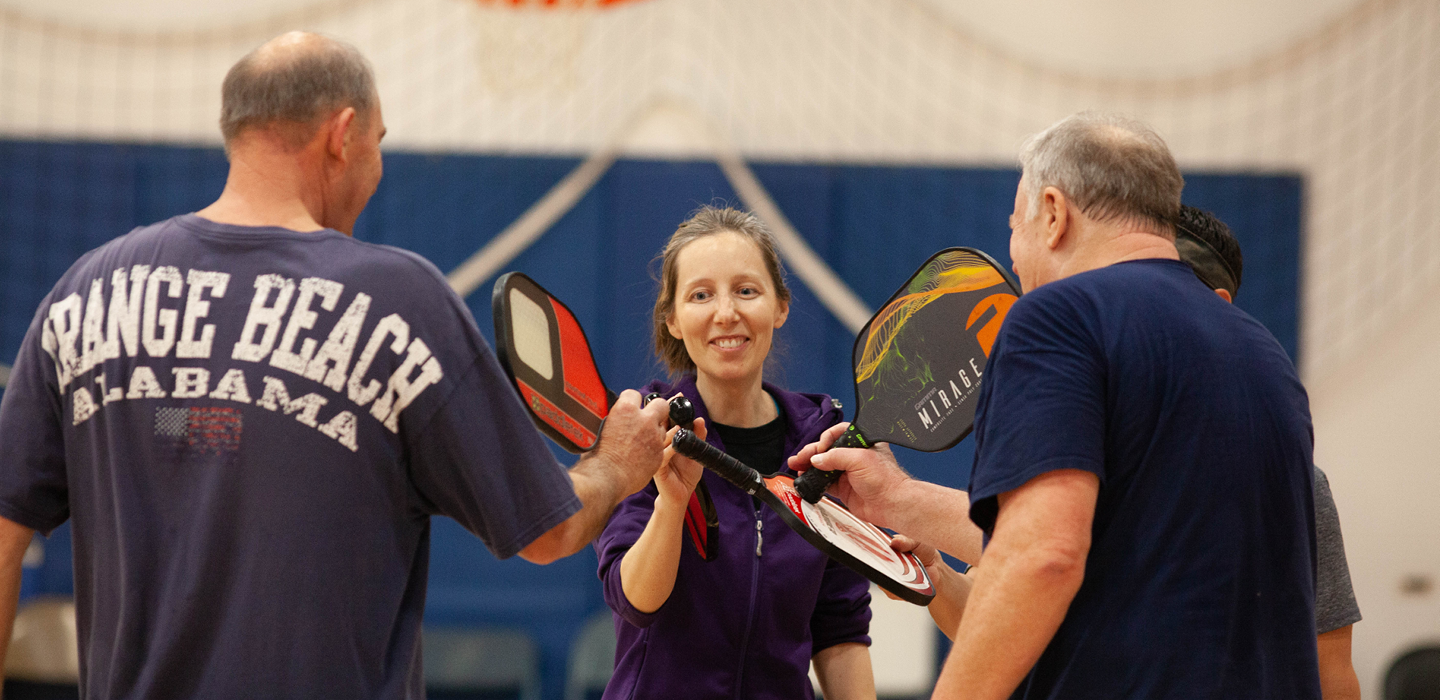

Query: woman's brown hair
left=653, top=205, right=791, bottom=375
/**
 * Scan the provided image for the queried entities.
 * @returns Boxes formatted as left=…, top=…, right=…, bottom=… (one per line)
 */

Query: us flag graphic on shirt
left=154, top=407, right=242, bottom=456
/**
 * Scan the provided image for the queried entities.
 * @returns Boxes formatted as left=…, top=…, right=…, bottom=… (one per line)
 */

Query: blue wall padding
left=0, top=140, right=1302, bottom=699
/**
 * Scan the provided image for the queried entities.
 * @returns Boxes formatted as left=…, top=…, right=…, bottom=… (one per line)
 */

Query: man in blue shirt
left=795, top=113, right=1318, bottom=699
left=0, top=32, right=670, bottom=699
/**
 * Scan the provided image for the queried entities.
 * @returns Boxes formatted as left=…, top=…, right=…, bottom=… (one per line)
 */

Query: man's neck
left=1057, top=227, right=1179, bottom=280
left=195, top=141, right=327, bottom=232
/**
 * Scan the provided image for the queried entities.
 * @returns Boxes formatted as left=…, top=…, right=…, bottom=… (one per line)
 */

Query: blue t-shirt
left=0, top=215, right=580, bottom=699
left=968, top=259, right=1318, bottom=700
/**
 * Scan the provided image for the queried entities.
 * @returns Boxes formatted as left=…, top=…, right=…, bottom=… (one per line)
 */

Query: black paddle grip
left=644, top=393, right=696, bottom=427
left=793, top=424, right=870, bottom=503
left=672, top=429, right=764, bottom=496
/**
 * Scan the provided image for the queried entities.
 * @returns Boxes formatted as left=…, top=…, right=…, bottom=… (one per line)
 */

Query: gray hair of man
left=219, top=32, right=377, bottom=153
left=1018, top=112, right=1184, bottom=237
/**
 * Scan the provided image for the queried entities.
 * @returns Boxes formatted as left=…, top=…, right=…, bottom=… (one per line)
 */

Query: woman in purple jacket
left=595, top=206, right=875, bottom=700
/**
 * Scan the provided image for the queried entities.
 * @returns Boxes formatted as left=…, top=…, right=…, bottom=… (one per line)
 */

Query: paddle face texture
left=849, top=248, right=1020, bottom=452
left=672, top=429, right=934, bottom=605
left=492, top=272, right=615, bottom=453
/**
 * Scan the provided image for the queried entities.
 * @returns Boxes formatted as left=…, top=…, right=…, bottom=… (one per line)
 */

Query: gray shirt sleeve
left=1313, top=466, right=1362, bottom=633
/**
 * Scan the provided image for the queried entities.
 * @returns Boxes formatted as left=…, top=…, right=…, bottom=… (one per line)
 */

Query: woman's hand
left=653, top=417, right=707, bottom=506
left=619, top=410, right=708, bottom=614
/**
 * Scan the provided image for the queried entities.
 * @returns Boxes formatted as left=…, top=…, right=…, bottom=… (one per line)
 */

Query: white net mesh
left=1, top=0, right=1437, bottom=378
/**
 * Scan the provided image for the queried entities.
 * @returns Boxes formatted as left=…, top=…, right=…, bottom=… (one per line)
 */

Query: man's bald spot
left=219, top=31, right=377, bottom=150
left=1019, top=112, right=1184, bottom=236
left=249, top=31, right=337, bottom=69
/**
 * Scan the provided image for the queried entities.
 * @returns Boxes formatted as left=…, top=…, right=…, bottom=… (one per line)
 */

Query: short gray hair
left=220, top=32, right=377, bottom=148
left=1019, top=112, right=1183, bottom=235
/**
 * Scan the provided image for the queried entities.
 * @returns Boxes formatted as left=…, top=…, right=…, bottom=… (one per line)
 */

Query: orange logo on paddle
left=967, top=293, right=1018, bottom=357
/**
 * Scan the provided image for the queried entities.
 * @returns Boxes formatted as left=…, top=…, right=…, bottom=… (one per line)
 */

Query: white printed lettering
left=80, top=278, right=111, bottom=375
left=347, top=314, right=409, bottom=407
left=949, top=379, right=964, bottom=398
left=970, top=357, right=983, bottom=378
left=41, top=316, right=58, bottom=375
left=47, top=294, right=83, bottom=389
left=72, top=387, right=98, bottom=425
left=271, top=277, right=343, bottom=375
left=171, top=368, right=211, bottom=399
left=209, top=368, right=253, bottom=404
left=305, top=292, right=370, bottom=391
left=95, top=374, right=123, bottom=405
left=177, top=270, right=230, bottom=359
left=317, top=411, right=359, bottom=452
left=370, top=337, right=444, bottom=433
left=958, top=369, right=971, bottom=389
left=918, top=408, right=934, bottom=429
left=126, top=366, right=168, bottom=399
left=232, top=275, right=296, bottom=362
left=257, top=375, right=328, bottom=427
left=142, top=266, right=184, bottom=358
left=108, top=266, right=149, bottom=357
left=938, top=390, right=952, bottom=409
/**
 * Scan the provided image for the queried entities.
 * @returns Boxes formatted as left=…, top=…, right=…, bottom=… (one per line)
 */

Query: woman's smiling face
left=665, top=230, right=789, bottom=387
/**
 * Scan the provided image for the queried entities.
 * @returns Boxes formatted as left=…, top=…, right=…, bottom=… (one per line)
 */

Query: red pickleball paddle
left=492, top=272, right=719, bottom=561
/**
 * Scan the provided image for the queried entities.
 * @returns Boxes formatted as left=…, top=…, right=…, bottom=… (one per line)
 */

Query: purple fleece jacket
left=595, top=375, right=873, bottom=700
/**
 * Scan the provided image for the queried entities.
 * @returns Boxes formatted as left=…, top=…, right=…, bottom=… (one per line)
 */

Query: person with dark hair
left=1174, top=204, right=1244, bottom=301
left=794, top=112, right=1320, bottom=699
left=0, top=31, right=671, bottom=698
left=1177, top=205, right=1362, bottom=700
left=594, top=205, right=876, bottom=700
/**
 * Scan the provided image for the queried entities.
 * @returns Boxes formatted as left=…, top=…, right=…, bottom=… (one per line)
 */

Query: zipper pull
left=755, top=518, right=764, bottom=557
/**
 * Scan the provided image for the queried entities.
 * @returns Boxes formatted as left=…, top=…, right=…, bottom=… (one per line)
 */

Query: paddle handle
left=673, top=429, right=765, bottom=496
left=644, top=392, right=696, bottom=427
left=793, top=423, right=870, bottom=503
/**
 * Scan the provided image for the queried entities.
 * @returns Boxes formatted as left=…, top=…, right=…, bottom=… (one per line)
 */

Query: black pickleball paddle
left=492, top=272, right=719, bottom=561
left=793, top=247, right=1022, bottom=503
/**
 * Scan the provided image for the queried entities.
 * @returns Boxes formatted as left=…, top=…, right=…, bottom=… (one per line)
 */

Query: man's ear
left=1214, top=288, right=1233, bottom=303
left=325, top=107, right=358, bottom=162
left=1043, top=186, right=1069, bottom=251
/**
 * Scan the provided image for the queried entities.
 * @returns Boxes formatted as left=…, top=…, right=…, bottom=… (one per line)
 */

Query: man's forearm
left=932, top=469, right=1097, bottom=700
left=1317, top=625, right=1361, bottom=700
left=0, top=517, right=36, bottom=674
left=879, top=480, right=984, bottom=564
left=518, top=392, right=670, bottom=564
left=932, top=542, right=1084, bottom=698
left=519, top=452, right=630, bottom=564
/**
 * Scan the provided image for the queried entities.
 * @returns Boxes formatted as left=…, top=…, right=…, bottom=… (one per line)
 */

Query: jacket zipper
left=755, top=515, right=764, bottom=557
left=733, top=501, right=764, bottom=699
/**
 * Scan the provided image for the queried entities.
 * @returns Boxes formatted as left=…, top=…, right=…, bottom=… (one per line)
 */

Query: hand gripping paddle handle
left=793, top=424, right=871, bottom=503
left=672, top=429, right=764, bottom=495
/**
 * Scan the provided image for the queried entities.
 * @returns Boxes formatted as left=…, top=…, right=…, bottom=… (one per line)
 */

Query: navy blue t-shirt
left=968, top=259, right=1319, bottom=699
left=0, top=215, right=580, bottom=699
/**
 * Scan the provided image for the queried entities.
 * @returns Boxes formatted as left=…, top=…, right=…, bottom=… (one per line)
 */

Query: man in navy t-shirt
left=0, top=33, right=670, bottom=699
left=794, top=113, right=1318, bottom=699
